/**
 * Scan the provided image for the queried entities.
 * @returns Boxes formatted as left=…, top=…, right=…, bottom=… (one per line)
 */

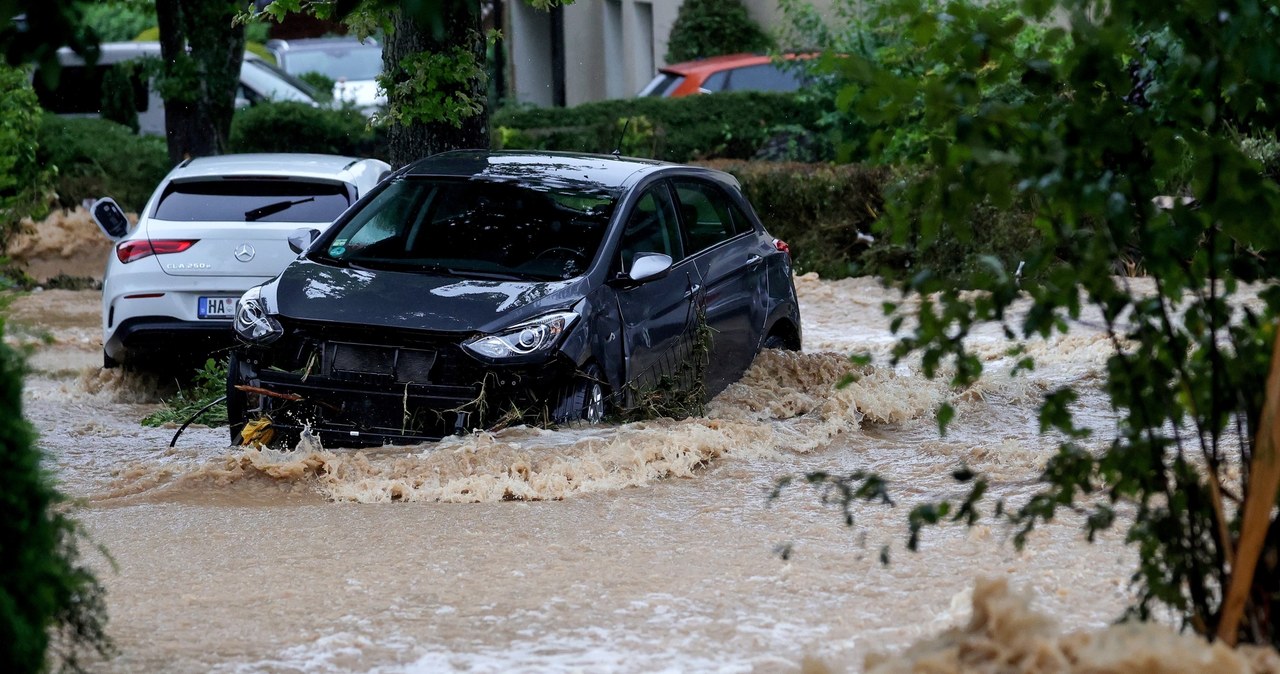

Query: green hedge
left=493, top=91, right=824, bottom=163
left=229, top=102, right=388, bottom=161
left=1, top=67, right=51, bottom=245
left=700, top=161, right=1042, bottom=281
left=699, top=160, right=889, bottom=278
left=0, top=318, right=112, bottom=672
left=35, top=114, right=169, bottom=213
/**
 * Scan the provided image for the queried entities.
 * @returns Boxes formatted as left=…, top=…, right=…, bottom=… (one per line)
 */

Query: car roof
left=659, top=52, right=816, bottom=77
left=267, top=37, right=380, bottom=52
left=170, top=153, right=378, bottom=182
left=401, top=151, right=673, bottom=192
left=56, top=41, right=267, bottom=66
left=659, top=53, right=774, bottom=76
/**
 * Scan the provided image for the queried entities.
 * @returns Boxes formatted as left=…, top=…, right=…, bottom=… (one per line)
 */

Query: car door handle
left=746, top=254, right=763, bottom=267
left=684, top=283, right=701, bottom=299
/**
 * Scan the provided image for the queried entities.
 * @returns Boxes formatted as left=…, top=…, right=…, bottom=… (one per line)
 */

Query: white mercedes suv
left=92, top=153, right=390, bottom=369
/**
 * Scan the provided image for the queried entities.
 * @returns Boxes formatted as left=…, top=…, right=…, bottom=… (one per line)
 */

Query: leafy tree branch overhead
left=781, top=0, right=1280, bottom=648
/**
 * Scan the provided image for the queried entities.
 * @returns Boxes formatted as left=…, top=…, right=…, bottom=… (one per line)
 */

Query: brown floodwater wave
left=94, top=350, right=960, bottom=504
left=854, top=578, right=1280, bottom=674
left=88, top=317, right=1125, bottom=507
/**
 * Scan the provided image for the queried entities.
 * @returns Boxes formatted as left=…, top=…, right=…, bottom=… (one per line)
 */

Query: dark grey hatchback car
left=228, top=151, right=801, bottom=446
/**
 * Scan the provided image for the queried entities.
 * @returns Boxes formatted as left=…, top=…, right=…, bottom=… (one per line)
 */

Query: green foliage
left=141, top=358, right=229, bottom=428
left=0, top=317, right=113, bottom=672
left=98, top=61, right=139, bottom=133
left=492, top=91, right=823, bottom=163
left=296, top=72, right=335, bottom=103
left=229, top=101, right=388, bottom=160
left=858, top=185, right=1044, bottom=281
left=80, top=1, right=156, bottom=42
left=810, top=0, right=1280, bottom=644
left=698, top=160, right=889, bottom=278
left=35, top=114, right=169, bottom=212
left=665, top=0, right=772, bottom=63
left=379, top=44, right=486, bottom=129
left=0, top=66, right=53, bottom=247
left=778, top=0, right=1060, bottom=164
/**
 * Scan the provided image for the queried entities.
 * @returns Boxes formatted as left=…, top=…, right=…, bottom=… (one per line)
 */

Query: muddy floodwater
left=11, top=267, right=1195, bottom=673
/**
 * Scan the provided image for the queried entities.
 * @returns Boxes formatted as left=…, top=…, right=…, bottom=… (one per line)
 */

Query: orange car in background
left=637, top=53, right=813, bottom=97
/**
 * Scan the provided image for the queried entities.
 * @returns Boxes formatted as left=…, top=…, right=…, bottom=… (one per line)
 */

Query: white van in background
left=31, top=42, right=322, bottom=136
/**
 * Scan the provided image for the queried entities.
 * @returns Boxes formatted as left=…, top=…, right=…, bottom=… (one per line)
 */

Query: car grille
left=274, top=318, right=485, bottom=387
left=327, top=342, right=437, bottom=383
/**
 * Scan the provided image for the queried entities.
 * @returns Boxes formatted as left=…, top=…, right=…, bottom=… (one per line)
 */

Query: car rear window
left=639, top=72, right=685, bottom=97
left=153, top=180, right=352, bottom=223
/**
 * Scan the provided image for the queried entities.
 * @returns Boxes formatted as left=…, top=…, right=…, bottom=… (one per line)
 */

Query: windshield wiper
left=245, top=197, right=316, bottom=222
left=455, top=269, right=541, bottom=281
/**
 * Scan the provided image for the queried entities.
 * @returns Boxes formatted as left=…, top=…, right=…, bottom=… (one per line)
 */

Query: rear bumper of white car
left=105, top=316, right=234, bottom=365
left=102, top=269, right=271, bottom=365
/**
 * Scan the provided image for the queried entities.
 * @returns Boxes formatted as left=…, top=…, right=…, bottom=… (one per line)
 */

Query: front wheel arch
left=762, top=319, right=801, bottom=351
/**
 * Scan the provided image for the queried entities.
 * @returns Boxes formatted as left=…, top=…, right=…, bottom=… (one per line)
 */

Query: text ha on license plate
left=198, top=296, right=238, bottom=319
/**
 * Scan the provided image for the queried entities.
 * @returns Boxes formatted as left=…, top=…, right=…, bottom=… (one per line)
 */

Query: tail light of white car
left=116, top=239, right=198, bottom=264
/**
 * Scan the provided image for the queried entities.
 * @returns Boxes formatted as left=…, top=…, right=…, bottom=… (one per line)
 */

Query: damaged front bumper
left=232, top=329, right=581, bottom=446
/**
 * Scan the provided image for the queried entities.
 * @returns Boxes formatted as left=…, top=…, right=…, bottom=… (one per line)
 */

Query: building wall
left=506, top=0, right=833, bottom=107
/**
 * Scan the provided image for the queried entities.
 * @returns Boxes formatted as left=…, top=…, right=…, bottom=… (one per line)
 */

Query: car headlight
left=462, top=311, right=578, bottom=359
left=234, top=286, right=284, bottom=345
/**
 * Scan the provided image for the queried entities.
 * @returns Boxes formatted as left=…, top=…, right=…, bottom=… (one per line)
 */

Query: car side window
left=725, top=199, right=756, bottom=235
left=725, top=63, right=803, bottom=93
left=673, top=179, right=739, bottom=254
left=701, top=71, right=728, bottom=92
left=619, top=184, right=683, bottom=271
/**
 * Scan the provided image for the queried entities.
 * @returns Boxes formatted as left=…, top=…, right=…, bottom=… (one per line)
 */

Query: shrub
left=81, top=2, right=156, bottom=42
left=141, top=358, right=228, bottom=428
left=229, top=101, right=388, bottom=161
left=665, top=0, right=772, bottom=63
left=857, top=176, right=1043, bottom=281
left=492, top=92, right=823, bottom=163
left=98, top=63, right=140, bottom=133
left=0, top=318, right=113, bottom=672
left=35, top=114, right=168, bottom=212
left=0, top=66, right=52, bottom=246
left=698, top=160, right=889, bottom=278
left=296, top=72, right=335, bottom=103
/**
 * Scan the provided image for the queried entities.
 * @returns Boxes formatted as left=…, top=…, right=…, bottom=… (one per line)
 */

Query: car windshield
left=153, top=180, right=351, bottom=222
left=241, top=59, right=319, bottom=102
left=283, top=45, right=383, bottom=81
left=313, top=177, right=618, bottom=281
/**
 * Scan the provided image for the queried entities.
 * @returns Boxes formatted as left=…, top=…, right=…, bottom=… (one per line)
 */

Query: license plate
left=198, top=296, right=238, bottom=319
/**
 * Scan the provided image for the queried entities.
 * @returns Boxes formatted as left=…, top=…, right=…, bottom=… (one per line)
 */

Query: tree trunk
left=384, top=2, right=490, bottom=168
left=155, top=0, right=245, bottom=165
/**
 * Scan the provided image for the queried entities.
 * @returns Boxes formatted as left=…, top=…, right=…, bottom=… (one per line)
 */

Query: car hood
left=271, top=259, right=587, bottom=334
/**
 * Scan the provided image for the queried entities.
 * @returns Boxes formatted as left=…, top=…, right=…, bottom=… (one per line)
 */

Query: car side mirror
left=90, top=197, right=130, bottom=241
left=287, top=228, right=320, bottom=254
left=628, top=252, right=672, bottom=283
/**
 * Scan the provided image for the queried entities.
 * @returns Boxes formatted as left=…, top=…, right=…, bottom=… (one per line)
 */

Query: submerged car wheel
left=762, top=334, right=790, bottom=351
left=553, top=364, right=607, bottom=425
